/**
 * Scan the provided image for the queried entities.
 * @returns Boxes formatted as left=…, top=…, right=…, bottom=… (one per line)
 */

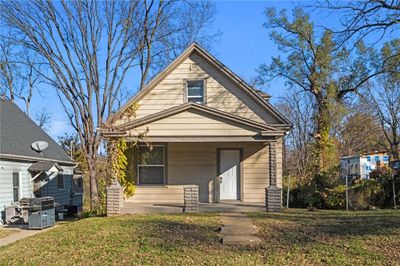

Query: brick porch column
left=106, top=180, right=124, bottom=216
left=266, top=142, right=282, bottom=212
left=183, top=185, right=199, bottom=212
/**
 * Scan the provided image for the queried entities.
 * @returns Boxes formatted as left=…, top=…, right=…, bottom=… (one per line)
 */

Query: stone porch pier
left=266, top=142, right=283, bottom=212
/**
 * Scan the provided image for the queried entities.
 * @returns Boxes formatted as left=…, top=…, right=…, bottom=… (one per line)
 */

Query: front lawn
left=0, top=209, right=398, bottom=265
left=249, top=209, right=400, bottom=265
left=0, top=228, right=19, bottom=239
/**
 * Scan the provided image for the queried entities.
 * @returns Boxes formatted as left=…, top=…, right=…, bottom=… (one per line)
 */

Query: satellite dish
left=31, top=141, right=49, bottom=152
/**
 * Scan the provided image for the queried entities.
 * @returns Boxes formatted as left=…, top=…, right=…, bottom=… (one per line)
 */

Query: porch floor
left=121, top=200, right=265, bottom=214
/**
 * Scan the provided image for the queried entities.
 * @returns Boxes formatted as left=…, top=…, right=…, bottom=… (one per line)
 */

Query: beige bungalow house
left=105, top=43, right=291, bottom=212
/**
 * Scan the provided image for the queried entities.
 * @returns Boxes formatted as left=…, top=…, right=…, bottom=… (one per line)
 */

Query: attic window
left=186, top=80, right=204, bottom=104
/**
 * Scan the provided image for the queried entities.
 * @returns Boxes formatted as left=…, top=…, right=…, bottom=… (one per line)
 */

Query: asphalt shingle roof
left=0, top=98, right=73, bottom=163
left=28, top=161, right=63, bottom=172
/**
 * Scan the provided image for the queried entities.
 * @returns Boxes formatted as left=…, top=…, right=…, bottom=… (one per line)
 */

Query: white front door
left=219, top=149, right=240, bottom=200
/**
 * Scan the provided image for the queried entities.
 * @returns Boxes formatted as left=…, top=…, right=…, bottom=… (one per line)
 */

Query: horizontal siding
left=115, top=51, right=281, bottom=126
left=0, top=161, right=81, bottom=216
left=125, top=186, right=184, bottom=204
left=125, top=142, right=283, bottom=204
left=0, top=160, right=34, bottom=213
left=39, top=168, right=77, bottom=210
left=242, top=144, right=269, bottom=203
left=130, top=110, right=260, bottom=137
left=168, top=143, right=216, bottom=202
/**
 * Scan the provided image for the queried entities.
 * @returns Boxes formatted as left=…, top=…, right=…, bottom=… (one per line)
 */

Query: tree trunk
left=313, top=98, right=336, bottom=175
left=87, top=154, right=99, bottom=210
left=390, top=142, right=399, bottom=160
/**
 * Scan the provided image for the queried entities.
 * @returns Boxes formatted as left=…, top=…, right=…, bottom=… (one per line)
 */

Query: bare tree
left=1, top=0, right=218, bottom=209
left=137, top=0, right=219, bottom=89
left=276, top=90, right=314, bottom=179
left=35, top=108, right=52, bottom=132
left=363, top=75, right=400, bottom=160
left=338, top=111, right=383, bottom=156
left=0, top=36, right=17, bottom=101
left=319, top=0, right=400, bottom=44
left=0, top=35, right=41, bottom=116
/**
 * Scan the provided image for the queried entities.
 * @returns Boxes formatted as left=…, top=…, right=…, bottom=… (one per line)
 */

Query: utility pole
left=70, top=140, right=74, bottom=159
left=389, top=160, right=398, bottom=209
left=346, top=159, right=350, bottom=211
left=392, top=172, right=397, bottom=209
left=286, top=175, right=291, bottom=208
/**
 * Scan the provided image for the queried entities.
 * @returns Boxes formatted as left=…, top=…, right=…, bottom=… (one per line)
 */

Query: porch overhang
left=102, top=102, right=287, bottom=140
left=126, top=135, right=280, bottom=143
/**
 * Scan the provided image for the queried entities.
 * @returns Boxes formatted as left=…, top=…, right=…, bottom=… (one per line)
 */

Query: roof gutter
left=0, top=153, right=76, bottom=166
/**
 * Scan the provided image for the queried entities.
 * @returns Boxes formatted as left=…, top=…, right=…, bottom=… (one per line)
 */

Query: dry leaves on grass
left=0, top=228, right=19, bottom=239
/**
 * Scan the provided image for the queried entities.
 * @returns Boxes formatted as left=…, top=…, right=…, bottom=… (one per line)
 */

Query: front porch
left=121, top=200, right=265, bottom=214
left=125, top=141, right=282, bottom=202
left=107, top=141, right=283, bottom=216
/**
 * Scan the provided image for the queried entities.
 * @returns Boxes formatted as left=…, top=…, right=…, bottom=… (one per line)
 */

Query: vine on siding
left=106, top=102, right=147, bottom=197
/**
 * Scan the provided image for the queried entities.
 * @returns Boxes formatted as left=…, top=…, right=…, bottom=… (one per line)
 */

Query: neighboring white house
left=340, top=152, right=390, bottom=179
left=0, top=98, right=83, bottom=223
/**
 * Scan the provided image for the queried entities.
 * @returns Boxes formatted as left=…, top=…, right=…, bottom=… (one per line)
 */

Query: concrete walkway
left=220, top=213, right=261, bottom=246
left=0, top=227, right=52, bottom=247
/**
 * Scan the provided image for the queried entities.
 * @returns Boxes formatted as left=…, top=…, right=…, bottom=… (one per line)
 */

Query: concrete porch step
left=222, top=235, right=261, bottom=245
left=220, top=226, right=258, bottom=235
left=220, top=212, right=261, bottom=246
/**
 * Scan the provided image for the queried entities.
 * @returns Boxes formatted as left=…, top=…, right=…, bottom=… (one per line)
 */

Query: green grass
left=249, top=209, right=400, bottom=265
left=0, top=210, right=399, bottom=265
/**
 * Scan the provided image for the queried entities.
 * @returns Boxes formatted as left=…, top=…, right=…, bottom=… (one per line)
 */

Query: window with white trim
left=186, top=80, right=204, bottom=104
left=137, top=145, right=165, bottom=185
left=12, top=172, right=20, bottom=202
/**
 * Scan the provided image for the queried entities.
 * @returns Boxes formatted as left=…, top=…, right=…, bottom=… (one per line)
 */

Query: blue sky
left=212, top=0, right=288, bottom=96
left=12, top=1, right=386, bottom=140
left=20, top=1, right=294, bottom=140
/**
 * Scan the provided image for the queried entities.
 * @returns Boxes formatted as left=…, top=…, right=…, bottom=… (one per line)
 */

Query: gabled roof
left=0, top=98, right=74, bottom=164
left=108, top=42, right=291, bottom=127
left=103, top=102, right=285, bottom=137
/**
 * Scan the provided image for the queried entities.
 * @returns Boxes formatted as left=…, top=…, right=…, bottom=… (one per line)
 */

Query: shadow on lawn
left=252, top=210, right=400, bottom=247
left=118, top=214, right=221, bottom=250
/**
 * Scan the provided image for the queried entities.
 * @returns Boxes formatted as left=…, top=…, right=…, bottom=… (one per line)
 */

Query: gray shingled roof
left=28, top=161, right=63, bottom=172
left=0, top=98, right=73, bottom=163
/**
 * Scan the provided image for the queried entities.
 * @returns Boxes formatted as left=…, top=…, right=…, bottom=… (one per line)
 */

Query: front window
left=74, top=176, right=83, bottom=189
left=13, top=172, right=20, bottom=202
left=186, top=80, right=204, bottom=104
left=137, top=145, right=165, bottom=185
left=57, top=174, right=64, bottom=189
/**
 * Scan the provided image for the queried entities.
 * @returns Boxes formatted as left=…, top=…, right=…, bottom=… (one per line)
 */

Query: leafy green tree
left=258, top=7, right=388, bottom=175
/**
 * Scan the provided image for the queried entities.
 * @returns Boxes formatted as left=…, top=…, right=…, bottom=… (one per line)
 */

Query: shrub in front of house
left=285, top=167, right=399, bottom=210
